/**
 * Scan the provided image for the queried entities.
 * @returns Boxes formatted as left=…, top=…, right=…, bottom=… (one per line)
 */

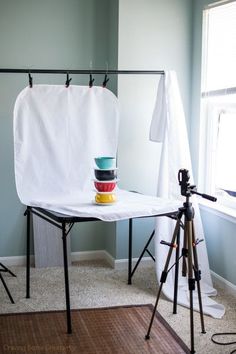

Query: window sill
left=198, top=198, right=236, bottom=224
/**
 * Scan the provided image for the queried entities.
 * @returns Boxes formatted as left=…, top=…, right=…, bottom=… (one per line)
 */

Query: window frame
left=199, top=1, right=236, bottom=212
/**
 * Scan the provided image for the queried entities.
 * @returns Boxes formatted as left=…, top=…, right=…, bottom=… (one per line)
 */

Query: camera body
left=178, top=168, right=194, bottom=197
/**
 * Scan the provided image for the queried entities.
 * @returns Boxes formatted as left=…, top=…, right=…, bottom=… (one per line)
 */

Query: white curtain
left=149, top=71, right=225, bottom=318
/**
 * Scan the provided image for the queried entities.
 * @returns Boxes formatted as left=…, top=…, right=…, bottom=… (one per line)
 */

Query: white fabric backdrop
left=14, top=85, right=119, bottom=204
left=149, top=71, right=225, bottom=318
left=13, top=84, right=181, bottom=221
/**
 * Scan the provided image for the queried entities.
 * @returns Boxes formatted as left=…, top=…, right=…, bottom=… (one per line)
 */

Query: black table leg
left=26, top=206, right=31, bottom=299
left=62, top=222, right=72, bottom=334
left=128, top=219, right=133, bottom=285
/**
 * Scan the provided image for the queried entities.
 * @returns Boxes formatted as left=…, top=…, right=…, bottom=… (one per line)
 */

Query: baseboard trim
left=0, top=251, right=113, bottom=268
left=70, top=251, right=154, bottom=270
left=0, top=251, right=154, bottom=271
left=0, top=255, right=35, bottom=267
left=1, top=255, right=235, bottom=296
left=211, top=270, right=236, bottom=295
left=71, top=250, right=115, bottom=268
left=113, top=257, right=154, bottom=270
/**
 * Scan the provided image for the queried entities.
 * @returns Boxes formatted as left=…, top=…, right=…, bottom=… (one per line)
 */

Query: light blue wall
left=0, top=0, right=118, bottom=257
left=116, top=219, right=155, bottom=260
left=191, top=0, right=236, bottom=285
left=0, top=0, right=193, bottom=261
left=200, top=210, right=236, bottom=285
left=3, top=0, right=221, bottom=272
left=116, top=0, right=193, bottom=260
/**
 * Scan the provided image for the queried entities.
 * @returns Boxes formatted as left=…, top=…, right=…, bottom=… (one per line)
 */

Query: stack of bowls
left=94, top=157, right=118, bottom=205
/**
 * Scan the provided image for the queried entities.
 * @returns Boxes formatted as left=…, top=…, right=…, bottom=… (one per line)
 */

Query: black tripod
left=145, top=169, right=217, bottom=354
left=0, top=262, right=16, bottom=303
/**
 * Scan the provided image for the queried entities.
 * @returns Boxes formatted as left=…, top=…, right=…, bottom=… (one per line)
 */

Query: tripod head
left=178, top=168, right=217, bottom=202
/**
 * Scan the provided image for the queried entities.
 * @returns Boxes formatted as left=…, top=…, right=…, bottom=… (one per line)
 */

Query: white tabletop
left=28, top=189, right=181, bottom=222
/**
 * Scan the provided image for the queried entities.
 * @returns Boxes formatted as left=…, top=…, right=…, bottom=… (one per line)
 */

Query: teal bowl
left=94, top=157, right=116, bottom=170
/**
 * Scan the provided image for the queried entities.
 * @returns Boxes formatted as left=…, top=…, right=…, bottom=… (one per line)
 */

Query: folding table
left=24, top=192, right=179, bottom=334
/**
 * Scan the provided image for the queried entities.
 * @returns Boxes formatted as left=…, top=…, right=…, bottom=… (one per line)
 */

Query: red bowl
left=94, top=181, right=116, bottom=192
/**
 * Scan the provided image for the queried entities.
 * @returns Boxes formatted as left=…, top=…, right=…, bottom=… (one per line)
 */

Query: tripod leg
left=0, top=273, right=14, bottom=304
left=189, top=285, right=195, bottom=354
left=186, top=220, right=195, bottom=354
left=173, top=228, right=180, bottom=314
left=145, top=282, right=164, bottom=339
left=182, top=218, right=188, bottom=277
left=145, top=219, right=181, bottom=340
left=192, top=222, right=206, bottom=334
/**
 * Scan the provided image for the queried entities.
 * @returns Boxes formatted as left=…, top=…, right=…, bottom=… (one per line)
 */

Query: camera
left=178, top=168, right=217, bottom=202
left=178, top=168, right=194, bottom=197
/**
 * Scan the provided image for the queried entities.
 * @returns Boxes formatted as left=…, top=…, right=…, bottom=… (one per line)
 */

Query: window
left=200, top=0, right=236, bottom=209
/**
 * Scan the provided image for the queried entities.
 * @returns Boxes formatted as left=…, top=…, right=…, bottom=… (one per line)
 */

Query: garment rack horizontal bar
left=0, top=68, right=165, bottom=75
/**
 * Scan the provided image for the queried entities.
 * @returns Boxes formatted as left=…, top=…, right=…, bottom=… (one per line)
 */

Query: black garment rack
left=0, top=68, right=165, bottom=86
left=0, top=68, right=165, bottom=75
left=1, top=67, right=175, bottom=335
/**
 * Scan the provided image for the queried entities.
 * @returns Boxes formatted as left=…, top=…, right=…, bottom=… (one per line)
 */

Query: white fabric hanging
left=13, top=84, right=181, bottom=221
left=149, top=71, right=225, bottom=318
left=14, top=85, right=120, bottom=204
